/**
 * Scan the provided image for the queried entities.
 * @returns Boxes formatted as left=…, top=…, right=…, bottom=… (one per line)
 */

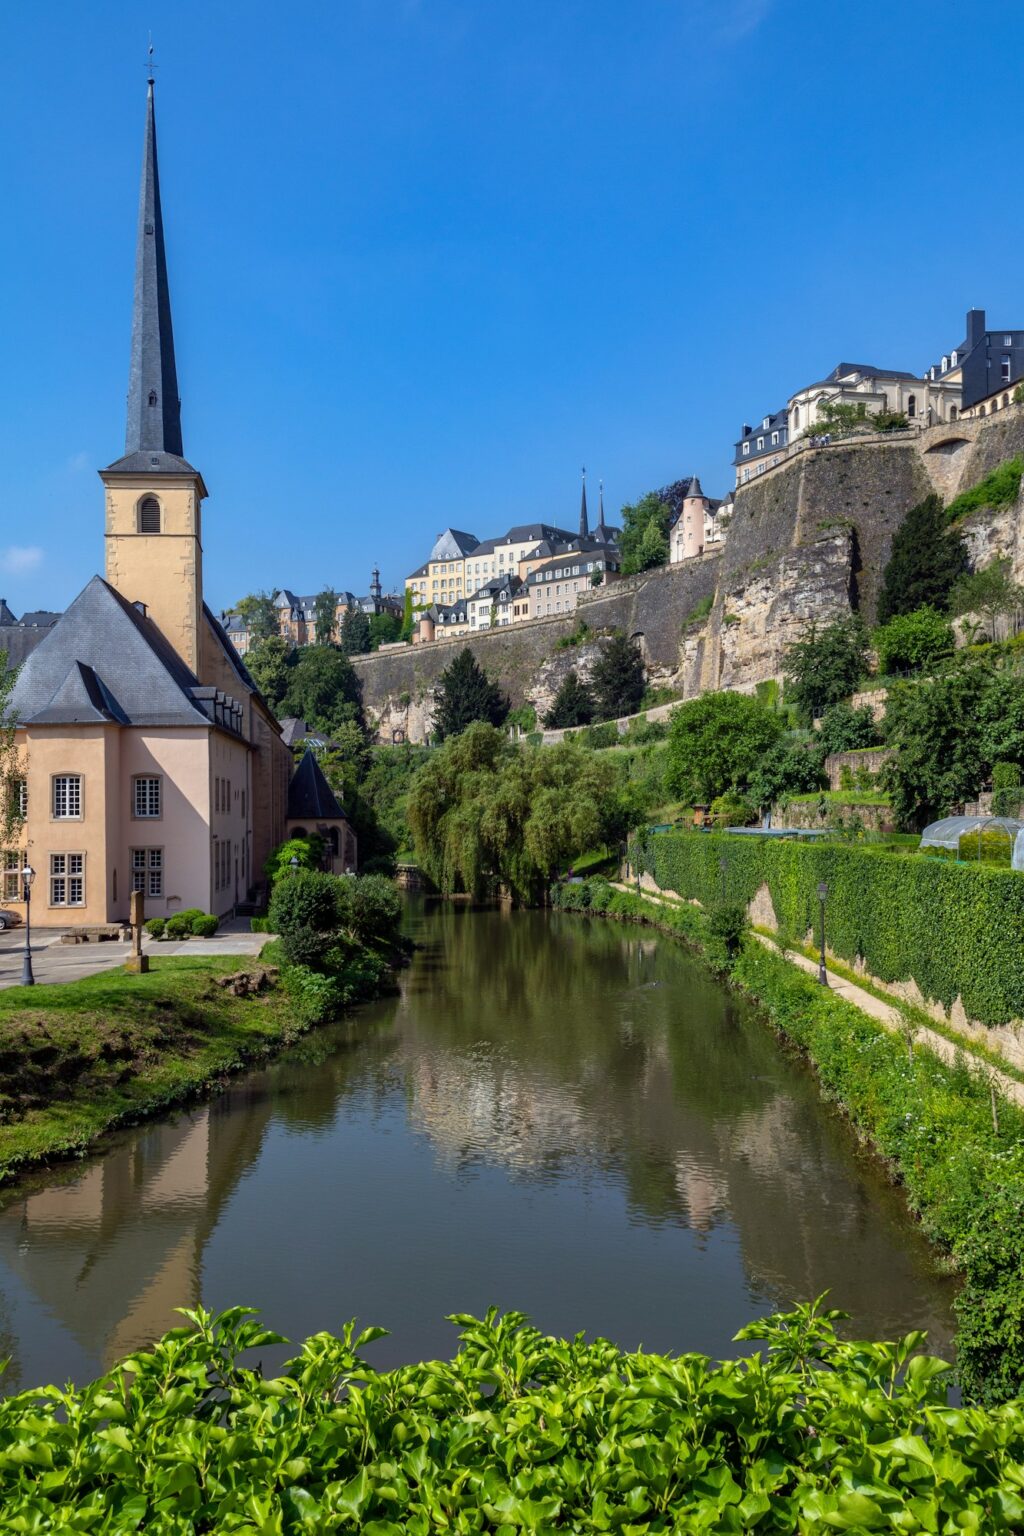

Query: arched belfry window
left=138, top=495, right=161, bottom=534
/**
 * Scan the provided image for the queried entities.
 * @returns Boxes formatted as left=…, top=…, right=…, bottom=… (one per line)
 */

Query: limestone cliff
left=354, top=407, right=1024, bottom=741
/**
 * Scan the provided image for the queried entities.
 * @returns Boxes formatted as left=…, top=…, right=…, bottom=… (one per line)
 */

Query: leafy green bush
left=873, top=607, right=954, bottom=674
left=334, top=872, right=403, bottom=945
left=666, top=690, right=784, bottom=801
left=681, top=593, right=713, bottom=628
left=164, top=913, right=192, bottom=939
left=583, top=721, right=620, bottom=749
left=705, top=899, right=748, bottom=968
left=144, top=918, right=165, bottom=939
left=249, top=915, right=272, bottom=934
left=709, top=789, right=754, bottom=826
left=268, top=869, right=340, bottom=970
left=10, top=1299, right=1021, bottom=1531
left=263, top=835, right=325, bottom=886
left=190, top=914, right=219, bottom=938
left=992, top=761, right=1022, bottom=817
left=946, top=456, right=1024, bottom=522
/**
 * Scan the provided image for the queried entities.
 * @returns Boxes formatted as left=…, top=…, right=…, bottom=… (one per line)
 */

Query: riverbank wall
left=550, top=876, right=1024, bottom=1402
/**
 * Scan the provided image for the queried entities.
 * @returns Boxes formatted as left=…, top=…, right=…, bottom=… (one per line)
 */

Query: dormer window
left=138, top=495, right=161, bottom=534
left=950, top=351, right=958, bottom=367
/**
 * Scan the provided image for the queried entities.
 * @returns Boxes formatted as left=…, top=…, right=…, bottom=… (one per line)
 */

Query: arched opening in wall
left=907, top=394, right=916, bottom=418
left=328, top=828, right=340, bottom=857
left=950, top=405, right=958, bottom=421
left=793, top=405, right=800, bottom=429
left=979, top=405, right=987, bottom=417
left=1004, top=393, right=1011, bottom=408
left=138, top=495, right=161, bottom=533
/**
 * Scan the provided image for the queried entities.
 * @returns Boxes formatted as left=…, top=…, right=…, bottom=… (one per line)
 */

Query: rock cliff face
left=353, top=407, right=1024, bottom=741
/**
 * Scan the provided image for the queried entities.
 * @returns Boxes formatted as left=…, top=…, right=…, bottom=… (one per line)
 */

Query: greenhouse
left=918, top=814, right=1024, bottom=865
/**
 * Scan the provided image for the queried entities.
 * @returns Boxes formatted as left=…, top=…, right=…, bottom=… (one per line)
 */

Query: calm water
left=0, top=900, right=955, bottom=1389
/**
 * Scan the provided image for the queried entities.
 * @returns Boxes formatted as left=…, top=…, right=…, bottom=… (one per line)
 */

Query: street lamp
left=817, top=880, right=829, bottom=987
left=21, top=864, right=35, bottom=987
left=289, top=855, right=300, bottom=876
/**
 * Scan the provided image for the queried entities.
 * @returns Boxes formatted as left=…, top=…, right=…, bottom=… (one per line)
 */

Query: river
left=0, top=899, right=955, bottom=1390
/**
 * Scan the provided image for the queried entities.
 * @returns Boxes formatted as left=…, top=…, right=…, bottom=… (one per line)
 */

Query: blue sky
left=2, top=0, right=1022, bottom=614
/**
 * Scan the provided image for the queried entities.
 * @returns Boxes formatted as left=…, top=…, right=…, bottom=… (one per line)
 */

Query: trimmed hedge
left=635, top=831, right=1024, bottom=1027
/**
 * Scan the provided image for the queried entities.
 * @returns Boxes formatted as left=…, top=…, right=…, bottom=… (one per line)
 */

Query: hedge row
left=635, top=831, right=1024, bottom=1027
left=553, top=878, right=1024, bottom=1403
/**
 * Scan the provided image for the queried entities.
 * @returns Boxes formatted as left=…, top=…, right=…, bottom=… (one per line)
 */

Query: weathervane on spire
left=146, top=32, right=158, bottom=84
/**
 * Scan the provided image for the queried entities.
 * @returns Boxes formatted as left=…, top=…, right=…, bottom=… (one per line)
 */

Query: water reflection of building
left=0, top=1091, right=274, bottom=1385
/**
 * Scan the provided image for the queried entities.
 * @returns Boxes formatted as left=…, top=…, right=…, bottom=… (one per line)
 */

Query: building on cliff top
left=668, top=477, right=731, bottom=561
left=1, top=79, right=292, bottom=926
left=930, top=308, right=1024, bottom=417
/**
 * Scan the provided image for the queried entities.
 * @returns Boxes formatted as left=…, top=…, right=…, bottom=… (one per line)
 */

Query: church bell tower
left=100, top=77, right=207, bottom=674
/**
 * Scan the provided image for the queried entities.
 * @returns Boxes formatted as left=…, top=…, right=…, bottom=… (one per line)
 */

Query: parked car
left=0, top=908, right=23, bottom=931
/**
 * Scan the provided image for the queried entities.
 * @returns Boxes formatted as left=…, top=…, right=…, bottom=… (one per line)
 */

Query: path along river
left=0, top=899, right=955, bottom=1390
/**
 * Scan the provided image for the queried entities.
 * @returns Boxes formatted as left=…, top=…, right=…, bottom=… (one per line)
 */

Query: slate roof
left=826, top=362, right=919, bottom=384
left=429, top=529, right=479, bottom=561
left=7, top=576, right=212, bottom=728
left=0, top=600, right=17, bottom=626
left=286, top=750, right=347, bottom=821
left=19, top=610, right=61, bottom=629
left=0, top=629, right=50, bottom=671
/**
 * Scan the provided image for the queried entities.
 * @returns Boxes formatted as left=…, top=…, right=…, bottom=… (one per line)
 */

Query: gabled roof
left=0, top=599, right=18, bottom=626
left=19, top=610, right=61, bottom=628
left=8, top=576, right=211, bottom=728
left=202, top=604, right=263, bottom=701
left=286, top=750, right=348, bottom=822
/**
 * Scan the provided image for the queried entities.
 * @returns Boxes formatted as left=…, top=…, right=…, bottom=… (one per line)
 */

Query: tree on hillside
left=544, top=669, right=596, bottom=729
left=340, top=606, right=372, bottom=656
left=748, top=740, right=824, bottom=813
left=590, top=634, right=646, bottom=720
left=620, top=492, right=671, bottom=575
left=0, top=651, right=23, bottom=845
left=950, top=557, right=1024, bottom=643
left=635, top=519, right=670, bottom=571
left=281, top=645, right=363, bottom=736
left=873, top=607, right=955, bottom=675
left=400, top=588, right=416, bottom=642
left=245, top=636, right=293, bottom=710
left=783, top=615, right=869, bottom=723
left=369, top=611, right=402, bottom=649
left=234, top=591, right=279, bottom=643
left=816, top=701, right=880, bottom=757
left=877, top=494, right=968, bottom=623
left=432, top=648, right=509, bottom=741
left=665, top=690, right=784, bottom=803
left=312, top=588, right=338, bottom=644
left=882, top=666, right=988, bottom=828
left=407, top=722, right=638, bottom=900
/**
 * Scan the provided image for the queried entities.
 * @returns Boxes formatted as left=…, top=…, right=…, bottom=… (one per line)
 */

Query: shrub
left=1014, top=382, right=1024, bottom=405
left=335, top=872, right=403, bottom=945
left=268, top=869, right=340, bottom=970
left=710, top=789, right=754, bottom=827
left=706, top=899, right=749, bottom=969
left=144, top=917, right=165, bottom=939
left=946, top=456, right=1024, bottom=522
left=583, top=721, right=620, bottom=749
left=682, top=594, right=713, bottom=628
left=263, top=835, right=324, bottom=886
left=191, top=913, right=219, bottom=938
left=165, top=913, right=192, bottom=939
left=783, top=616, right=870, bottom=721
left=249, top=916, right=272, bottom=934
left=873, top=606, right=954, bottom=674
left=992, top=761, right=1022, bottom=817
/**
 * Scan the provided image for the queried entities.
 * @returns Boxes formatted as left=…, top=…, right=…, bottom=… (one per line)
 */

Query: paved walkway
left=0, top=918, right=271, bottom=992
left=612, top=881, right=1024, bottom=1109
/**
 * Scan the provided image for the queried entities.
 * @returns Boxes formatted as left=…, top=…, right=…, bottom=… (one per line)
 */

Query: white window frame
left=742, top=442, right=750, bottom=456
left=49, top=851, right=85, bottom=907
left=1, top=849, right=26, bottom=902
left=52, top=775, right=82, bottom=820
left=131, top=846, right=164, bottom=898
left=133, top=776, right=162, bottom=819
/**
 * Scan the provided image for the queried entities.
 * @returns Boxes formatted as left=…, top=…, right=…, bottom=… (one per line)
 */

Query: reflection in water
left=0, top=901, right=955, bottom=1388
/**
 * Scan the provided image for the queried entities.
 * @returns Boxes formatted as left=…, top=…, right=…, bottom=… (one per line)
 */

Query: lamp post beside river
left=21, top=864, right=35, bottom=987
left=817, top=880, right=828, bottom=987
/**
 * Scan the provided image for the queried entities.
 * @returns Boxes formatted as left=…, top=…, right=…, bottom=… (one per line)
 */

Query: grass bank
left=551, top=878, right=1024, bottom=1404
left=0, top=956, right=312, bottom=1182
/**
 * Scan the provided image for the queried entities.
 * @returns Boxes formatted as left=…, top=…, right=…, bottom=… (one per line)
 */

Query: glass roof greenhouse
left=918, top=815, right=1024, bottom=851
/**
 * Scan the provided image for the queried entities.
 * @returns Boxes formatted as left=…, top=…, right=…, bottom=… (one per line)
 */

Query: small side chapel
left=3, top=79, right=298, bottom=927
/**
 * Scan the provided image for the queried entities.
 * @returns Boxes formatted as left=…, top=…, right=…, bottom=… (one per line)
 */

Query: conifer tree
left=432, top=648, right=509, bottom=740
left=340, top=606, right=372, bottom=656
left=877, top=494, right=968, bottom=623
left=590, top=633, right=646, bottom=720
left=544, top=669, right=596, bottom=729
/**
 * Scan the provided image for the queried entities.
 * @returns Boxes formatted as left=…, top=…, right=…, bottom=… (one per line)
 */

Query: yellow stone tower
left=99, top=78, right=207, bottom=674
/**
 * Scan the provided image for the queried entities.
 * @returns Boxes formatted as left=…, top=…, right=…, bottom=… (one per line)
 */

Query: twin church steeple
left=101, top=77, right=207, bottom=674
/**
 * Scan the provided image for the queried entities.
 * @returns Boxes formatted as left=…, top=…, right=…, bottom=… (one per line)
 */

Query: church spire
left=123, top=78, right=183, bottom=461
left=579, top=466, right=589, bottom=539
left=598, top=478, right=606, bottom=531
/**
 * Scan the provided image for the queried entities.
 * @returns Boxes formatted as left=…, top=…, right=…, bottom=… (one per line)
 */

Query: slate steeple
left=598, top=479, right=606, bottom=532
left=123, top=77, right=184, bottom=463
left=579, top=467, right=589, bottom=539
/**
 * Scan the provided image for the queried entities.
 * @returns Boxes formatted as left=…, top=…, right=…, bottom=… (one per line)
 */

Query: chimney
left=966, top=308, right=986, bottom=348
left=133, top=600, right=148, bottom=616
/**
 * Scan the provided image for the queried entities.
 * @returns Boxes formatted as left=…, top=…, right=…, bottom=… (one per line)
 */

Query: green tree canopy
left=877, top=494, right=969, bottom=623
left=233, top=591, right=279, bottom=643
left=245, top=636, right=293, bottom=710
left=783, top=615, right=869, bottom=723
left=620, top=492, right=671, bottom=575
left=369, top=611, right=402, bottom=649
left=665, top=690, right=785, bottom=803
left=544, top=669, right=596, bottom=729
left=950, top=557, right=1024, bottom=642
left=590, top=634, right=646, bottom=720
left=881, top=666, right=989, bottom=829
left=748, top=740, right=824, bottom=812
left=281, top=645, right=363, bottom=736
left=873, top=607, right=955, bottom=675
left=312, top=588, right=338, bottom=645
left=340, top=606, right=372, bottom=656
left=400, top=588, right=416, bottom=642
left=407, top=722, right=638, bottom=900
left=816, top=701, right=880, bottom=757
left=432, top=648, right=509, bottom=740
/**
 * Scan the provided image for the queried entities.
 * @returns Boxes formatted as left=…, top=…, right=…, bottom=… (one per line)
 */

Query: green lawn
left=0, top=955, right=301, bottom=1180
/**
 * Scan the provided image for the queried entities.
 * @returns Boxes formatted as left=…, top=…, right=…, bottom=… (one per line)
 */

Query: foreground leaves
left=1, top=1301, right=1022, bottom=1532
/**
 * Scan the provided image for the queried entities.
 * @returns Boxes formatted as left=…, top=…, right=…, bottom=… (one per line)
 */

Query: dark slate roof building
left=734, top=408, right=789, bottom=471
left=930, top=308, right=1024, bottom=409
left=286, top=750, right=348, bottom=823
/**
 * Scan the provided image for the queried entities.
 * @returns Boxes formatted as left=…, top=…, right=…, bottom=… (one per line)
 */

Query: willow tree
left=406, top=722, right=636, bottom=901
left=0, top=651, right=23, bottom=845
